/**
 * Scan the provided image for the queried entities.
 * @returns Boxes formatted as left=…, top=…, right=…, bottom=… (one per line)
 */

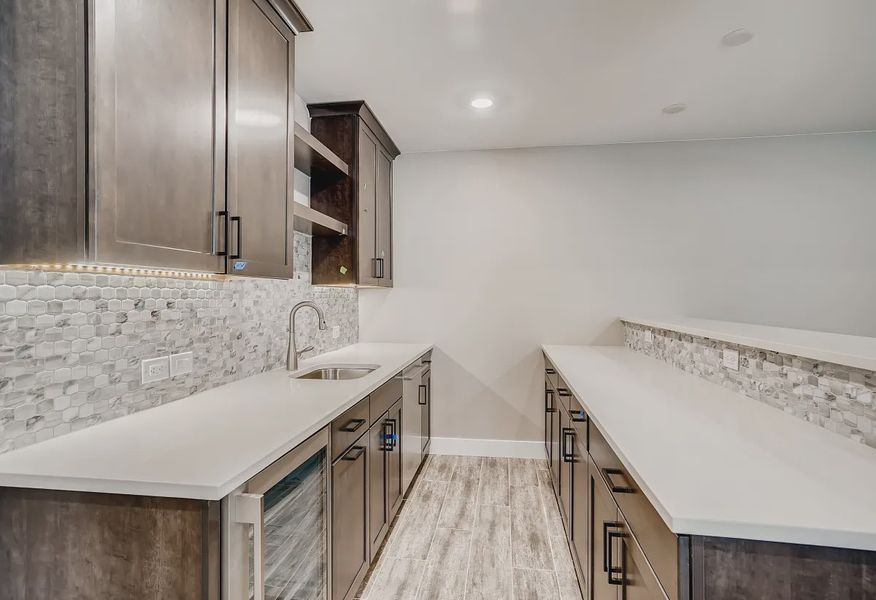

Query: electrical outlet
left=722, top=348, right=740, bottom=371
left=644, top=330, right=653, bottom=343
left=332, top=325, right=341, bottom=340
left=170, top=351, right=194, bottom=377
left=141, top=356, right=170, bottom=383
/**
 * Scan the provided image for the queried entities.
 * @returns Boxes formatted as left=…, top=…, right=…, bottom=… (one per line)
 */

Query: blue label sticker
left=234, top=261, right=248, bottom=270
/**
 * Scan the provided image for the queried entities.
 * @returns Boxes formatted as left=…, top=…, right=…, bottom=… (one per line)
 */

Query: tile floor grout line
left=413, top=454, right=455, bottom=599
left=505, top=458, right=516, bottom=600
left=536, top=462, right=556, bottom=598
left=461, top=456, right=483, bottom=600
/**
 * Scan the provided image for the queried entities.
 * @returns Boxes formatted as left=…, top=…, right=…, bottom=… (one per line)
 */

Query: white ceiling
left=294, top=0, right=876, bottom=153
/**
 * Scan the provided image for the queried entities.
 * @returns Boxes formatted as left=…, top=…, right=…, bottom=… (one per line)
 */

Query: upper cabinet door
left=375, top=146, right=393, bottom=287
left=226, top=0, right=296, bottom=278
left=91, top=0, right=225, bottom=272
left=357, top=126, right=379, bottom=286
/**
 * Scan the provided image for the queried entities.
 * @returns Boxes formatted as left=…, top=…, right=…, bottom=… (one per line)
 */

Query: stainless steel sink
left=290, top=364, right=379, bottom=381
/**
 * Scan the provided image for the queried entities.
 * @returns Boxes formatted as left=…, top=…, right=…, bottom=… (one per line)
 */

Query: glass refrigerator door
left=260, top=450, right=327, bottom=600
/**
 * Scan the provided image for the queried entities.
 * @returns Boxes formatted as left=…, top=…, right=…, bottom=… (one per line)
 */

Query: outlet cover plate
left=332, top=325, right=341, bottom=340
left=644, top=330, right=653, bottom=343
left=142, top=356, right=170, bottom=383
left=170, top=351, right=194, bottom=377
left=722, top=348, right=740, bottom=371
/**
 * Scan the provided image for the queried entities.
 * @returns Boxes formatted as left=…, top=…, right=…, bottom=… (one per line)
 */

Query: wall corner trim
left=429, top=437, right=545, bottom=459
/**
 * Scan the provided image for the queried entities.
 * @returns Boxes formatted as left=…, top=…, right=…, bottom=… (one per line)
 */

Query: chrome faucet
left=287, top=301, right=328, bottom=371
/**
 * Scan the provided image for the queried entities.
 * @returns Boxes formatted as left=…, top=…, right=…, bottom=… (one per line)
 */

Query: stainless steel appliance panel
left=401, top=359, right=426, bottom=495
left=223, top=429, right=330, bottom=600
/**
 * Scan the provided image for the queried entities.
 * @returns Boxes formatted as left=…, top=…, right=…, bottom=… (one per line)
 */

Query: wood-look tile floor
left=357, top=455, right=584, bottom=600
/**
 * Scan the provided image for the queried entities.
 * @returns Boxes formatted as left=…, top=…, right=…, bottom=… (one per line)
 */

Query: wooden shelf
left=292, top=202, right=348, bottom=237
left=293, top=122, right=349, bottom=179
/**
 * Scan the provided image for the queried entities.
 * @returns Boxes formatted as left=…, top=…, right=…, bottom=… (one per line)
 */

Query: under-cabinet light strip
left=3, top=264, right=226, bottom=281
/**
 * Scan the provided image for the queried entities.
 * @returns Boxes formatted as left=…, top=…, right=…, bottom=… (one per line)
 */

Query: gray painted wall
left=359, top=132, right=876, bottom=443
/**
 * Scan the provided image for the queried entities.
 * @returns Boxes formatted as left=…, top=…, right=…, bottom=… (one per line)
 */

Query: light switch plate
left=722, top=348, right=740, bottom=371
left=644, top=330, right=653, bottom=343
left=142, top=356, right=170, bottom=383
left=332, top=326, right=341, bottom=340
left=170, top=351, right=194, bottom=377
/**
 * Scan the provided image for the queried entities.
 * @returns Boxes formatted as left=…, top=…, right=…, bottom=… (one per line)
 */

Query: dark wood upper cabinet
left=308, top=101, right=400, bottom=287
left=226, top=0, right=296, bottom=278
left=0, top=0, right=310, bottom=278
left=91, top=0, right=226, bottom=273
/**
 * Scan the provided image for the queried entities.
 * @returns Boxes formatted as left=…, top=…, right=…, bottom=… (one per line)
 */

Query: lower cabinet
left=420, top=367, right=432, bottom=453
left=591, top=458, right=621, bottom=600
left=570, top=413, right=589, bottom=591
left=368, top=399, right=403, bottom=557
left=331, top=359, right=430, bottom=600
left=331, top=439, right=369, bottom=600
left=543, top=353, right=876, bottom=600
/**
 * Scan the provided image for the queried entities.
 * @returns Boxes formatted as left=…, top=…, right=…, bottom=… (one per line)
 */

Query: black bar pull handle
left=229, top=215, right=242, bottom=259
left=571, top=409, right=588, bottom=423
left=216, top=211, right=229, bottom=256
left=561, top=428, right=575, bottom=463
left=607, top=529, right=626, bottom=586
left=387, top=418, right=398, bottom=450
left=339, top=418, right=367, bottom=433
left=382, top=421, right=393, bottom=451
left=341, top=445, right=366, bottom=461
left=603, top=468, right=635, bottom=494
left=418, top=384, right=427, bottom=405
left=556, top=388, right=571, bottom=397
left=545, top=389, right=556, bottom=413
left=603, top=521, right=623, bottom=573
left=545, top=368, right=556, bottom=375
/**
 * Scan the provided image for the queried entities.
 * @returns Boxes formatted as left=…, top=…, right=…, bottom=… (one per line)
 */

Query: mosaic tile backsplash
left=623, top=322, right=876, bottom=449
left=0, top=234, right=358, bottom=453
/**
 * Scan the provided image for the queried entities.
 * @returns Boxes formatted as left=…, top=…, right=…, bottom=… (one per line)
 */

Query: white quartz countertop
left=0, top=343, right=432, bottom=500
left=543, top=344, right=876, bottom=551
left=622, top=316, right=876, bottom=371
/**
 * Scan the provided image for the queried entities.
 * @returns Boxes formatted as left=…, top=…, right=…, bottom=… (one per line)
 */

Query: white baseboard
left=430, top=436, right=545, bottom=459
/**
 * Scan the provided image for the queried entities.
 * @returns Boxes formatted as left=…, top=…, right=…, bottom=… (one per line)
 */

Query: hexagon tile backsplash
left=0, top=235, right=358, bottom=453
left=624, top=322, right=876, bottom=450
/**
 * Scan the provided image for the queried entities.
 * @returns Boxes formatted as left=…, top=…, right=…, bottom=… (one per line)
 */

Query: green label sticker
left=339, top=266, right=348, bottom=275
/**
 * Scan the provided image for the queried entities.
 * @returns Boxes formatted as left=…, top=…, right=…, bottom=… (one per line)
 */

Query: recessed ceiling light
left=470, top=97, right=494, bottom=109
left=662, top=103, right=687, bottom=115
left=722, top=28, right=754, bottom=47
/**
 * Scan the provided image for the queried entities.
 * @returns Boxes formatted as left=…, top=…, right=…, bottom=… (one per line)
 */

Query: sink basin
left=291, top=364, right=379, bottom=381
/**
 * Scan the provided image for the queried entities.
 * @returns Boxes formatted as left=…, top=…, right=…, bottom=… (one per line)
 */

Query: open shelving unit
left=292, top=202, right=348, bottom=237
left=294, top=122, right=349, bottom=180
left=293, top=122, right=350, bottom=237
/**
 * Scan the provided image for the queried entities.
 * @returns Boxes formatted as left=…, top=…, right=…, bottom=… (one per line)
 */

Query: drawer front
left=332, top=398, right=371, bottom=462
left=568, top=395, right=588, bottom=452
left=369, top=375, right=403, bottom=425
left=544, top=354, right=558, bottom=390
left=619, top=512, right=670, bottom=600
left=555, top=377, right=572, bottom=412
left=590, top=423, right=678, bottom=600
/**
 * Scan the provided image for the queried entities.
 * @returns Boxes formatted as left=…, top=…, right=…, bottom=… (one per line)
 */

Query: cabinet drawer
left=568, top=396, right=588, bottom=452
left=544, top=354, right=558, bottom=390
left=369, top=376, right=403, bottom=425
left=555, top=377, right=573, bottom=412
left=332, top=398, right=371, bottom=462
left=590, top=423, right=678, bottom=600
